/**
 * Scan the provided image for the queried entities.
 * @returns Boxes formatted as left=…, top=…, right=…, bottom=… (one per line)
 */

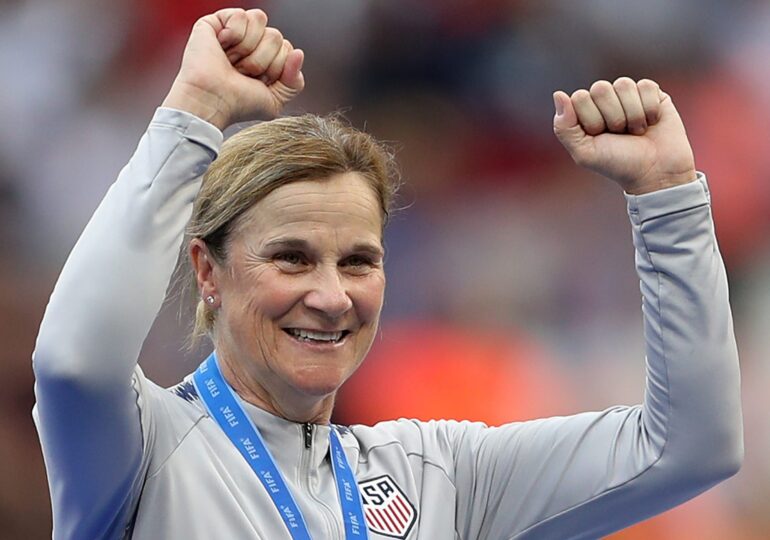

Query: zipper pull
left=303, top=422, right=314, bottom=449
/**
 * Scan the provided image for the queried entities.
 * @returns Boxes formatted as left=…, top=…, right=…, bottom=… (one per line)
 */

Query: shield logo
left=359, top=475, right=417, bottom=538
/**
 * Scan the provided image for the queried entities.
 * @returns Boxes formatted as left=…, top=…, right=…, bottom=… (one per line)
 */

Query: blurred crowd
left=2, top=0, right=770, bottom=537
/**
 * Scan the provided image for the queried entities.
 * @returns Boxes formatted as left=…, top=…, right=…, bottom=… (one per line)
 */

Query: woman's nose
left=303, top=266, right=353, bottom=319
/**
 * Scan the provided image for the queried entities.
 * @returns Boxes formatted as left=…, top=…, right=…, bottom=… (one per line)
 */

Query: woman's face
left=212, top=172, right=386, bottom=407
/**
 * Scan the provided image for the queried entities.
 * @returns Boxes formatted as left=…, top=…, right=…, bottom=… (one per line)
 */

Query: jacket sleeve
left=32, top=108, right=222, bottom=539
left=449, top=175, right=743, bottom=540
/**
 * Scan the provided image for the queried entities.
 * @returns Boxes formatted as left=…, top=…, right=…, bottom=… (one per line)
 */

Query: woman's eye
left=275, top=252, right=305, bottom=266
left=343, top=255, right=376, bottom=271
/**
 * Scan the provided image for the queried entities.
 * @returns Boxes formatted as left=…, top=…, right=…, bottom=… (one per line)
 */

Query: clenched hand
left=163, top=8, right=305, bottom=130
left=553, top=78, right=696, bottom=195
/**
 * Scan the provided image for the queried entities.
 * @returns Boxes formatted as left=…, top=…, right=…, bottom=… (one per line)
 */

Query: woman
left=33, top=8, right=742, bottom=539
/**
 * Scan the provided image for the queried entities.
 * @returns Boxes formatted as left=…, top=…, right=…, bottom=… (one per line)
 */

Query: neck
left=215, top=350, right=336, bottom=425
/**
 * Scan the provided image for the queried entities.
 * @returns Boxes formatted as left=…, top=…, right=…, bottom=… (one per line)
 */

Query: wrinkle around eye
left=241, top=246, right=270, bottom=265
left=238, top=247, right=273, bottom=277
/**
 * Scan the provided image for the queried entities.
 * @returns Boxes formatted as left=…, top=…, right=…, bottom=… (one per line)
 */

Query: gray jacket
left=32, top=108, right=743, bottom=539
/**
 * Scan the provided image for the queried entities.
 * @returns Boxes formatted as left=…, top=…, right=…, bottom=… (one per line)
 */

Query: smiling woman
left=31, top=7, right=742, bottom=540
left=190, top=172, right=388, bottom=423
left=185, top=113, right=398, bottom=347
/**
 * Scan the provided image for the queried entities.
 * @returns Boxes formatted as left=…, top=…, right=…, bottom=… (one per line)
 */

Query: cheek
left=232, top=271, right=306, bottom=326
left=249, top=284, right=304, bottom=322
left=353, top=273, right=386, bottom=322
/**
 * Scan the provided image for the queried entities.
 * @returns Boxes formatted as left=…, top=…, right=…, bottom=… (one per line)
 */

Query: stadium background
left=2, top=0, right=770, bottom=537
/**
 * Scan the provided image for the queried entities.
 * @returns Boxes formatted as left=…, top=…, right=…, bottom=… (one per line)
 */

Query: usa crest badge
left=359, top=475, right=417, bottom=538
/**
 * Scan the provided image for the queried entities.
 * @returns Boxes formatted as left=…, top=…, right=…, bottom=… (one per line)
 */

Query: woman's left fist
left=553, top=78, right=696, bottom=194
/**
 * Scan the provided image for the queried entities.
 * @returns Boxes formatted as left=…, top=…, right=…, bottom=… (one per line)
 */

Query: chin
left=289, top=366, right=352, bottom=398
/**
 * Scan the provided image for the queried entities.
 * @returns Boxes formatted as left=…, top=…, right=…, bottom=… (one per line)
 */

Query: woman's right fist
left=162, top=8, right=305, bottom=130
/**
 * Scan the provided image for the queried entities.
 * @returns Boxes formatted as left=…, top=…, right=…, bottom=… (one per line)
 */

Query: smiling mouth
left=283, top=328, right=350, bottom=344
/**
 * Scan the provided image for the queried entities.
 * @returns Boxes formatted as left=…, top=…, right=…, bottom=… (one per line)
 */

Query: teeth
left=287, top=328, right=344, bottom=343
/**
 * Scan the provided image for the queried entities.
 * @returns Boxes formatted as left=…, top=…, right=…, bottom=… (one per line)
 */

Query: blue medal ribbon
left=192, top=352, right=369, bottom=539
left=330, top=427, right=367, bottom=537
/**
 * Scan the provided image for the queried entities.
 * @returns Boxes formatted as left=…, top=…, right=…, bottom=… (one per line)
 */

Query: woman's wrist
left=623, top=168, right=698, bottom=195
left=162, top=80, right=232, bottom=131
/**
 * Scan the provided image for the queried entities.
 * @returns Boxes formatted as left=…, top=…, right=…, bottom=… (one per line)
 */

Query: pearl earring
left=205, top=295, right=216, bottom=305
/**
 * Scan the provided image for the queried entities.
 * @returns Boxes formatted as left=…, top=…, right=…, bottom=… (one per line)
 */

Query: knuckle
left=249, top=9, right=267, bottom=25
left=638, top=78, right=659, bottom=90
left=265, top=28, right=283, bottom=42
left=612, top=76, right=635, bottom=90
left=229, top=8, right=247, bottom=21
left=571, top=89, right=591, bottom=102
left=589, top=80, right=612, bottom=97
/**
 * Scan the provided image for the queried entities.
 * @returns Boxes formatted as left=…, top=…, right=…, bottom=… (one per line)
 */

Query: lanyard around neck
left=192, top=352, right=370, bottom=540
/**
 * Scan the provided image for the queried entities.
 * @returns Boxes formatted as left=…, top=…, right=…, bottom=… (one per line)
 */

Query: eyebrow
left=263, top=237, right=384, bottom=257
left=263, top=238, right=311, bottom=250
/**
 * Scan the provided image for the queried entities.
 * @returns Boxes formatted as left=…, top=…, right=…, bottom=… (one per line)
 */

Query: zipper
left=303, top=422, right=314, bottom=449
left=298, top=422, right=343, bottom=538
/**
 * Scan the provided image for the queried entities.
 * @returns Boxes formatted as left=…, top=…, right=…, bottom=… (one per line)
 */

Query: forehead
left=232, top=172, right=384, bottom=248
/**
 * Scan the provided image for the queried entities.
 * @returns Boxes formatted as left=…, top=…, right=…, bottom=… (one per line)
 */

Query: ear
left=189, top=238, right=222, bottom=299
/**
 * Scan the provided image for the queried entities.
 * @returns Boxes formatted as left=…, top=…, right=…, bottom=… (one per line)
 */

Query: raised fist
left=162, top=8, right=305, bottom=130
left=553, top=78, right=696, bottom=194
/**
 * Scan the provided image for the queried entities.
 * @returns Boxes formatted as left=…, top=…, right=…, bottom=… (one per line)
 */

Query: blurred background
left=3, top=0, right=770, bottom=537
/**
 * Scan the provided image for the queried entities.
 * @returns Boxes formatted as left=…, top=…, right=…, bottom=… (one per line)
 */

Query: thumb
left=657, top=90, right=682, bottom=125
left=277, top=49, right=305, bottom=93
left=265, top=49, right=305, bottom=112
left=552, top=90, right=587, bottom=154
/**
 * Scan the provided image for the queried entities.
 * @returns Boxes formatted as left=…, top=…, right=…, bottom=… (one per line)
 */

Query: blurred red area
left=335, top=320, right=574, bottom=426
left=127, top=0, right=238, bottom=62
left=680, top=71, right=770, bottom=266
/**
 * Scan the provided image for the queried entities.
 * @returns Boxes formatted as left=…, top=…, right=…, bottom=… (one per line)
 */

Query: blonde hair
left=184, top=113, right=399, bottom=345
